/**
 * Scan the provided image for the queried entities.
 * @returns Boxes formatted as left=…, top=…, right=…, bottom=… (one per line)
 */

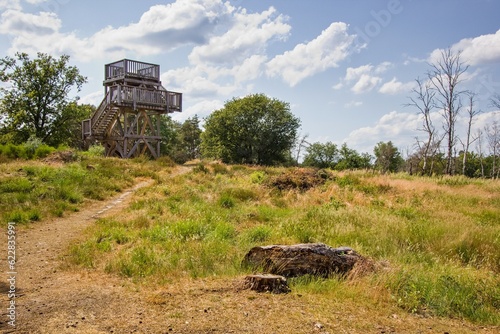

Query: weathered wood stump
left=243, top=274, right=290, bottom=294
left=242, top=243, right=362, bottom=278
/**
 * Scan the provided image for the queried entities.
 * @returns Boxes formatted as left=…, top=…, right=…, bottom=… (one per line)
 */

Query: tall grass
left=62, top=165, right=500, bottom=325
left=0, top=154, right=165, bottom=225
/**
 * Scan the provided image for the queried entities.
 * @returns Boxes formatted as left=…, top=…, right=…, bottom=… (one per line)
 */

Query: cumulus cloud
left=379, top=77, right=415, bottom=95
left=0, top=9, right=61, bottom=35
left=340, top=63, right=391, bottom=94
left=429, top=29, right=500, bottom=66
left=0, top=0, right=21, bottom=10
left=344, top=111, right=420, bottom=152
left=189, top=7, right=290, bottom=65
left=1, top=0, right=235, bottom=61
left=351, top=74, right=381, bottom=94
left=266, top=22, right=358, bottom=87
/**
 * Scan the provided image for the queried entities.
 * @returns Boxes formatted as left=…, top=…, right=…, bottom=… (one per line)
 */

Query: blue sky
left=1, top=0, right=499, bottom=154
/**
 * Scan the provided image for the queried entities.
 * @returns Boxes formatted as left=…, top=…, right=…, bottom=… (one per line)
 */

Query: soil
left=1, top=166, right=498, bottom=334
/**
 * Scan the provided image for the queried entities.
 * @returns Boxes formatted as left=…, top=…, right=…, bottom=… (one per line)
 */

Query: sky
left=1, top=0, right=500, bottom=155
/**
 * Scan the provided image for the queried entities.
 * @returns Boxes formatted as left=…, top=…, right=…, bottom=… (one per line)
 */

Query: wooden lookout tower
left=82, top=59, right=182, bottom=158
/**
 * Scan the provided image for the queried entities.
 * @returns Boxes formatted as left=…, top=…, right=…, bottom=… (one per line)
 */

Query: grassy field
left=2, top=156, right=499, bottom=327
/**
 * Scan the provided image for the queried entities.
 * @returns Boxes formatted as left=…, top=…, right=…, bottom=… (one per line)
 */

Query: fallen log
left=243, top=274, right=290, bottom=294
left=242, top=243, right=362, bottom=278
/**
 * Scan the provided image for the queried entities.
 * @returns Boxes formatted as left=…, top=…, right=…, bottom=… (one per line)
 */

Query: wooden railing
left=109, top=85, right=181, bottom=111
left=90, top=90, right=111, bottom=126
left=105, top=59, right=160, bottom=81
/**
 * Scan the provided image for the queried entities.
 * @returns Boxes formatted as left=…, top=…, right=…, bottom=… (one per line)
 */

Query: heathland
left=1, top=153, right=499, bottom=333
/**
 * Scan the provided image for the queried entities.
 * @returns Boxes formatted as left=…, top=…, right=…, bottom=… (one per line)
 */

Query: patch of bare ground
left=1, top=166, right=497, bottom=334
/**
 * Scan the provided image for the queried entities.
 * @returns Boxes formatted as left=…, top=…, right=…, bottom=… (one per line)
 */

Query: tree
left=159, top=114, right=179, bottom=157
left=373, top=141, right=403, bottom=173
left=52, top=102, right=94, bottom=148
left=0, top=52, right=87, bottom=146
left=201, top=94, right=300, bottom=165
left=303, top=141, right=339, bottom=168
left=428, top=49, right=469, bottom=175
left=460, top=92, right=481, bottom=175
left=485, top=121, right=500, bottom=179
left=335, top=143, right=372, bottom=170
left=171, top=116, right=202, bottom=163
left=406, top=77, right=442, bottom=175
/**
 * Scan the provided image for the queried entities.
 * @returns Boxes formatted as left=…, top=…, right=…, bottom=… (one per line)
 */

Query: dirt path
left=0, top=167, right=195, bottom=334
left=1, top=166, right=496, bottom=334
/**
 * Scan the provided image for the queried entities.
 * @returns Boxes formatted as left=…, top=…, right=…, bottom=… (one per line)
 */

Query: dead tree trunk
left=243, top=274, right=290, bottom=294
left=242, top=243, right=362, bottom=278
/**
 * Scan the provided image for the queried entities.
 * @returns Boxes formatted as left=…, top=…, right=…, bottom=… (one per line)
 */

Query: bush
left=267, top=168, right=327, bottom=190
left=34, top=145, right=55, bottom=159
left=86, top=144, right=105, bottom=157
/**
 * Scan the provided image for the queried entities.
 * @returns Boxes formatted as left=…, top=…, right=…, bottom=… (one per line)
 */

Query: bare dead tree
left=461, top=92, right=481, bottom=175
left=485, top=121, right=500, bottom=179
left=475, top=129, right=485, bottom=178
left=293, top=133, right=309, bottom=165
left=429, top=49, right=469, bottom=175
left=406, top=78, right=436, bottom=175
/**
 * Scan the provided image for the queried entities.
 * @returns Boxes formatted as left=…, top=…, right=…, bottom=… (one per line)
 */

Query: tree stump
left=242, top=243, right=362, bottom=278
left=243, top=274, right=290, bottom=294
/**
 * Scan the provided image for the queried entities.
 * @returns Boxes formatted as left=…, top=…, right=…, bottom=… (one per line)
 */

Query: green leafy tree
left=159, top=114, right=179, bottom=157
left=201, top=94, right=300, bottom=165
left=51, top=102, right=94, bottom=148
left=303, top=141, right=339, bottom=168
left=374, top=141, right=404, bottom=173
left=335, top=143, right=372, bottom=170
left=160, top=115, right=202, bottom=163
left=178, top=115, right=202, bottom=161
left=0, top=52, right=87, bottom=145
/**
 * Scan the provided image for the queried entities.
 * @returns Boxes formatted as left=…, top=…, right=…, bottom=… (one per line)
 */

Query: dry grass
left=53, top=162, right=499, bottom=330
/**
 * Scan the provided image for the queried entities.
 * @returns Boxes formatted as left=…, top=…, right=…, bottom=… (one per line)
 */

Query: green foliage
left=374, top=141, right=404, bottom=173
left=335, top=143, right=372, bottom=170
left=85, top=144, right=105, bottom=157
left=250, top=171, right=267, bottom=184
left=303, top=141, right=339, bottom=168
left=388, top=267, right=499, bottom=324
left=0, top=141, right=55, bottom=160
left=201, top=93, right=300, bottom=165
left=161, top=115, right=202, bottom=163
left=0, top=52, right=87, bottom=146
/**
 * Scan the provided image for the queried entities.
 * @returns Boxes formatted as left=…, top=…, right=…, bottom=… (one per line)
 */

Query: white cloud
left=1, top=0, right=235, bottom=61
left=344, top=111, right=420, bottom=152
left=189, top=7, right=290, bottom=65
left=345, top=64, right=372, bottom=81
left=374, top=61, right=393, bottom=74
left=351, top=74, right=381, bottom=94
left=79, top=90, right=103, bottom=106
left=332, top=82, right=343, bottom=90
left=379, top=77, right=415, bottom=95
left=429, top=29, right=500, bottom=66
left=0, top=0, right=21, bottom=10
left=339, top=62, right=394, bottom=94
left=266, top=22, right=358, bottom=87
left=0, top=9, right=61, bottom=35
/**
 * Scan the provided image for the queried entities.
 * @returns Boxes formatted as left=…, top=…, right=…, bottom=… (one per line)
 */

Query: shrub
left=86, top=144, right=105, bottom=157
left=267, top=168, right=326, bottom=190
left=34, top=145, right=55, bottom=159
